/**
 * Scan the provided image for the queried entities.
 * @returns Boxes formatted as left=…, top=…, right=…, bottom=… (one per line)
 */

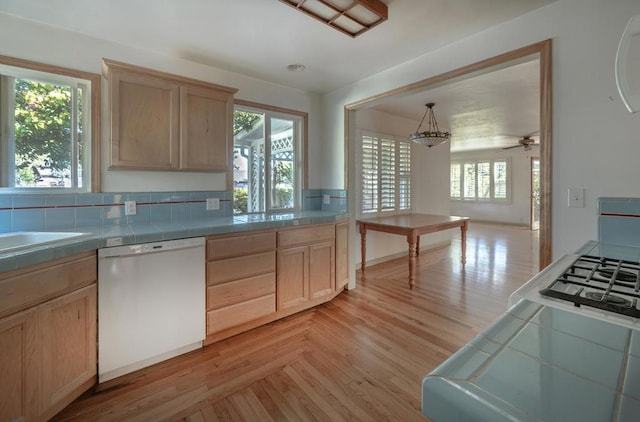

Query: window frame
left=232, top=100, right=307, bottom=214
left=450, top=157, right=511, bottom=203
left=0, top=55, right=101, bottom=192
left=357, top=130, right=412, bottom=217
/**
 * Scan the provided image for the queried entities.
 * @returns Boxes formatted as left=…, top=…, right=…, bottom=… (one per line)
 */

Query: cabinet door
left=335, top=222, right=349, bottom=291
left=40, top=285, right=96, bottom=419
left=277, top=246, right=309, bottom=310
left=0, top=308, right=38, bottom=422
left=109, top=69, right=180, bottom=169
left=309, top=241, right=335, bottom=299
left=180, top=86, right=233, bottom=171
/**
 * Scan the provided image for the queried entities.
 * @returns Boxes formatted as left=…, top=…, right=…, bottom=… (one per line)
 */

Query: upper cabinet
left=180, top=86, right=234, bottom=171
left=616, top=15, right=640, bottom=113
left=104, top=59, right=237, bottom=171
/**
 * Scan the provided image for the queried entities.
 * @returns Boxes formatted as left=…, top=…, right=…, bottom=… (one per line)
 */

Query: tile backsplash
left=302, top=189, right=348, bottom=212
left=0, top=189, right=347, bottom=233
left=0, top=191, right=232, bottom=233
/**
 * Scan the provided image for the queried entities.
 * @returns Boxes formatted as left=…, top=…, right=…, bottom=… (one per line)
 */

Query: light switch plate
left=124, top=200, right=136, bottom=215
left=206, top=198, right=220, bottom=211
left=568, top=187, right=585, bottom=208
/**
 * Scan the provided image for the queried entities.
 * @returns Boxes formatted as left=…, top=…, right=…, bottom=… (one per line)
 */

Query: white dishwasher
left=98, top=237, right=205, bottom=383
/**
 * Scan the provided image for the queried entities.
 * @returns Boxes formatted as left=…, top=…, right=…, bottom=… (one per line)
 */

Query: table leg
left=416, top=235, right=420, bottom=256
left=408, top=234, right=417, bottom=289
left=359, top=224, right=367, bottom=272
left=460, top=221, right=467, bottom=268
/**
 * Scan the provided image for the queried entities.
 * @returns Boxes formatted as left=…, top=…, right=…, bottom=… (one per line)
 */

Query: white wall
left=0, top=13, right=324, bottom=192
left=322, top=0, right=640, bottom=259
left=450, top=149, right=537, bottom=225
left=354, top=108, right=451, bottom=265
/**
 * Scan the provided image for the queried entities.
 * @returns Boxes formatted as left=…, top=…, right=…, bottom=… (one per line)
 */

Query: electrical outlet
left=323, top=194, right=331, bottom=205
left=124, top=200, right=137, bottom=215
left=206, top=198, right=220, bottom=211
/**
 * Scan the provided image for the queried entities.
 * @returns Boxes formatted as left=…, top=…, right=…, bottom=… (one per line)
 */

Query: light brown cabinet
left=0, top=252, right=97, bottom=421
left=180, top=85, right=233, bottom=171
left=205, top=231, right=277, bottom=341
left=277, top=224, right=335, bottom=310
left=107, top=68, right=180, bottom=170
left=276, top=245, right=309, bottom=309
left=309, top=240, right=335, bottom=299
left=205, top=220, right=348, bottom=345
left=0, top=308, right=39, bottom=422
left=39, top=285, right=96, bottom=421
left=335, top=221, right=349, bottom=291
left=104, top=59, right=237, bottom=172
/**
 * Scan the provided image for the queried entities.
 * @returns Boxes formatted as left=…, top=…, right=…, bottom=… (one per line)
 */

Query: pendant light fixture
left=410, top=103, right=451, bottom=148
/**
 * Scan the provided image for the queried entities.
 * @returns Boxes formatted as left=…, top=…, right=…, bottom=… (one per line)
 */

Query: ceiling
left=0, top=0, right=553, bottom=151
left=370, top=59, right=541, bottom=152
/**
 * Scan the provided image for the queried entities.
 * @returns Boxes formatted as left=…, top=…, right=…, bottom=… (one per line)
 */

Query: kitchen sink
left=0, top=231, right=91, bottom=253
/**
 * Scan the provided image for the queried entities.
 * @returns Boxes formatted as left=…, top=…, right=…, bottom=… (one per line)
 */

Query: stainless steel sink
left=0, top=232, right=91, bottom=253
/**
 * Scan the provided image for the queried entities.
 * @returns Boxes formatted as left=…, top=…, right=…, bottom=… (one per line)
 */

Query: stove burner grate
left=539, top=254, right=640, bottom=318
left=596, top=268, right=638, bottom=284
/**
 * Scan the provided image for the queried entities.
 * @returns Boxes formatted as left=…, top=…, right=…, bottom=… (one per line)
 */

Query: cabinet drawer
left=207, top=231, right=276, bottom=260
left=207, top=251, right=275, bottom=285
left=207, top=273, right=275, bottom=310
left=207, top=294, right=275, bottom=334
left=277, top=225, right=335, bottom=248
left=0, top=253, right=97, bottom=319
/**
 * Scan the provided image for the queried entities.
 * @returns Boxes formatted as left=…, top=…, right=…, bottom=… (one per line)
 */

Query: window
left=359, top=133, right=411, bottom=215
left=232, top=104, right=304, bottom=214
left=450, top=164, right=461, bottom=199
left=0, top=60, right=98, bottom=191
left=463, top=163, right=476, bottom=199
left=451, top=158, right=510, bottom=201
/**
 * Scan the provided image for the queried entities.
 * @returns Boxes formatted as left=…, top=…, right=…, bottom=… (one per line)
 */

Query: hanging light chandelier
left=410, top=103, right=451, bottom=148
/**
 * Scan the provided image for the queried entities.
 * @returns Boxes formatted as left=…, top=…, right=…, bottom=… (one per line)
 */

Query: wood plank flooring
left=53, top=223, right=539, bottom=422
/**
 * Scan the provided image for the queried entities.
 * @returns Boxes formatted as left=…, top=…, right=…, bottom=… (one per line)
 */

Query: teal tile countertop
left=422, top=299, right=640, bottom=422
left=0, top=211, right=348, bottom=273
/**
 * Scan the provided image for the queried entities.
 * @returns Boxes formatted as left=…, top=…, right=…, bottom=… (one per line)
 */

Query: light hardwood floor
left=53, top=223, right=539, bottom=422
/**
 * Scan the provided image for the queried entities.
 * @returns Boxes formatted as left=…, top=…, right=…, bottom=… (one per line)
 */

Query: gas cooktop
left=539, top=254, right=640, bottom=318
left=509, top=248, right=640, bottom=331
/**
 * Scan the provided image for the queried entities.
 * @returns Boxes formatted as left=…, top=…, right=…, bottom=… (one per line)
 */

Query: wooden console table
left=357, top=213, right=469, bottom=289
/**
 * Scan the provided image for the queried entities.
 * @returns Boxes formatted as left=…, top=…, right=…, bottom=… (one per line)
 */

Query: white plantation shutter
left=359, top=133, right=411, bottom=214
left=450, top=163, right=461, bottom=199
left=494, top=160, right=508, bottom=199
left=380, top=138, right=395, bottom=211
left=477, top=162, right=491, bottom=199
left=361, top=135, right=379, bottom=213
left=398, top=141, right=411, bottom=210
left=464, top=163, right=476, bottom=199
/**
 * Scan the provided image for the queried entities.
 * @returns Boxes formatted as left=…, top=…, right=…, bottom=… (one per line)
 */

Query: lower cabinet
left=0, top=308, right=39, bottom=422
left=0, top=252, right=97, bottom=422
left=277, top=224, right=335, bottom=310
left=335, top=221, right=349, bottom=291
left=309, top=240, right=335, bottom=299
left=205, top=220, right=348, bottom=344
left=39, top=285, right=97, bottom=421
left=205, top=231, right=277, bottom=340
left=276, top=245, right=309, bottom=309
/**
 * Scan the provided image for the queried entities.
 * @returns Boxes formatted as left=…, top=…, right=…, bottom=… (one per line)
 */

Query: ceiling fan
left=502, top=133, right=539, bottom=151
